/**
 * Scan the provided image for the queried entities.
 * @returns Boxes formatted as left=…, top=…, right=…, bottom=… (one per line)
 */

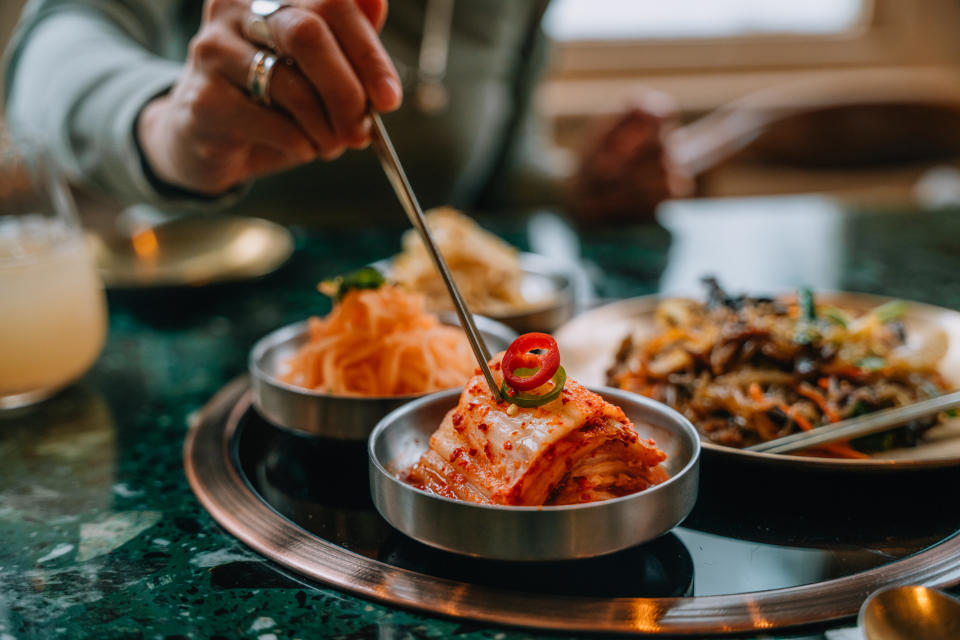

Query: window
left=544, top=0, right=867, bottom=42
left=538, top=0, right=960, bottom=118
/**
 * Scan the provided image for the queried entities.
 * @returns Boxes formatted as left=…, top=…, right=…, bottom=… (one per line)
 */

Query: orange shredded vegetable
left=281, top=285, right=476, bottom=396
left=797, top=384, right=841, bottom=423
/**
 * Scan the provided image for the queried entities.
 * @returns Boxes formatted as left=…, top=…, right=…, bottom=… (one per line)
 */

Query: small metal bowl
left=375, top=252, right=576, bottom=333
left=369, top=387, right=701, bottom=561
left=249, top=314, right=517, bottom=440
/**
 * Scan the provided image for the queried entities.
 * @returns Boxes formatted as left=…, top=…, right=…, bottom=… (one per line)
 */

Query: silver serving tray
left=183, top=378, right=960, bottom=636
left=368, top=386, right=700, bottom=561
left=555, top=292, right=960, bottom=471
left=249, top=314, right=516, bottom=440
left=375, top=252, right=577, bottom=332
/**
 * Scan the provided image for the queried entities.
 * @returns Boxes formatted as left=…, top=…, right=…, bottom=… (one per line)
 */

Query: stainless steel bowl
left=499, top=252, right=577, bottom=333
left=249, top=314, right=517, bottom=440
left=374, top=252, right=576, bottom=332
left=369, top=387, right=701, bottom=561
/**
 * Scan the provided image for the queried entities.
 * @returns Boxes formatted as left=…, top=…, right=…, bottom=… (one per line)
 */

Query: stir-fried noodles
left=607, top=279, right=951, bottom=458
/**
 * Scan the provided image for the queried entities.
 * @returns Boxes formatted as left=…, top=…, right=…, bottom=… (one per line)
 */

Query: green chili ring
left=501, top=366, right=567, bottom=408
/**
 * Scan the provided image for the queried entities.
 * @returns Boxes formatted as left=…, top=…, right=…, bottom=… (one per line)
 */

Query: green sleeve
left=4, top=0, right=239, bottom=207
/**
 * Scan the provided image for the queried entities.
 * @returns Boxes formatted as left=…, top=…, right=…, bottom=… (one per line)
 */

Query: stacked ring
left=247, top=50, right=279, bottom=106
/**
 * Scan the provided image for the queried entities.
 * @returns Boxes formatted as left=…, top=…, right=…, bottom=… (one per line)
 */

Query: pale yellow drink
left=0, top=218, right=107, bottom=403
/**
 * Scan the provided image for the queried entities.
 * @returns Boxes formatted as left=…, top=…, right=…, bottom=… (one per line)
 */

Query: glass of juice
left=0, top=131, right=107, bottom=409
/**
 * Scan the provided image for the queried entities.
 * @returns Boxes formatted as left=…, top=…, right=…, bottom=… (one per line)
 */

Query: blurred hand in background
left=566, top=89, right=693, bottom=223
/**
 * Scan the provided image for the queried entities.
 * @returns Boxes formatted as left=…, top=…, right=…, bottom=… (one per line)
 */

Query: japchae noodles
left=607, top=279, right=952, bottom=458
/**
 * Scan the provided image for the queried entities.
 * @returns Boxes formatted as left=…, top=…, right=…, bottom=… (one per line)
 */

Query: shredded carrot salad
left=281, top=285, right=476, bottom=396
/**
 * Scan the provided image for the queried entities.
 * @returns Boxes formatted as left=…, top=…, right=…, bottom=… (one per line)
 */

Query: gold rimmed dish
left=88, top=215, right=293, bottom=289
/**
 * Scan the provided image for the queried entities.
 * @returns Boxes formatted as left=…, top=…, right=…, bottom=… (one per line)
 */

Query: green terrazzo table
left=3, top=199, right=960, bottom=639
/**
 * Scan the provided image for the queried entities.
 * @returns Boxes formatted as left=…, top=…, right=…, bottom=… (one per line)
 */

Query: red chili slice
left=502, top=332, right=561, bottom=391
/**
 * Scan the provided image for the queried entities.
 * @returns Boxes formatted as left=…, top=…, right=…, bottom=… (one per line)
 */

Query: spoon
left=859, top=585, right=960, bottom=640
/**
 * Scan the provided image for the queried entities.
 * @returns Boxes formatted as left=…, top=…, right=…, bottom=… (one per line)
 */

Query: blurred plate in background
left=88, top=215, right=293, bottom=289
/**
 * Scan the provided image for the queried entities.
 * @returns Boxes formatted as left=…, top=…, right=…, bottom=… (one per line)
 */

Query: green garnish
left=797, top=288, right=817, bottom=321
left=849, top=402, right=869, bottom=417
left=858, top=356, right=886, bottom=371
left=793, top=288, right=820, bottom=344
left=821, top=307, right=849, bottom=328
left=793, top=324, right=820, bottom=345
left=500, top=366, right=567, bottom=408
left=871, top=300, right=908, bottom=324
left=319, top=266, right=386, bottom=302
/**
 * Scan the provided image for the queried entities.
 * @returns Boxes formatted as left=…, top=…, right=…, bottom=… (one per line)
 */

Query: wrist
left=134, top=96, right=237, bottom=199
left=135, top=96, right=180, bottom=190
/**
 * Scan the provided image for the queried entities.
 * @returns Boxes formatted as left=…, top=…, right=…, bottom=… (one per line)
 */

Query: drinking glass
left=0, top=131, right=107, bottom=409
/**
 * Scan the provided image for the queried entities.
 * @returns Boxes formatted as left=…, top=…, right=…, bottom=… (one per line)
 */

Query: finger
left=247, top=144, right=309, bottom=177
left=270, top=63, right=349, bottom=157
left=355, top=0, right=388, bottom=32
left=313, top=0, right=401, bottom=112
left=268, top=7, right=371, bottom=143
left=192, top=28, right=346, bottom=158
left=188, top=74, right=317, bottom=162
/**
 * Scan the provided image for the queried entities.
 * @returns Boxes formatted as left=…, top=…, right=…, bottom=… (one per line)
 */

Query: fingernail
left=378, top=76, right=402, bottom=110
left=298, top=144, right=315, bottom=163
left=321, top=146, right=345, bottom=162
left=356, top=116, right=372, bottom=139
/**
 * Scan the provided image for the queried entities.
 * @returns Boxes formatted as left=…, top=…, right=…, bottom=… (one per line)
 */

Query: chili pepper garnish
left=499, top=332, right=566, bottom=408
left=500, top=366, right=567, bottom=408
left=502, top=332, right=561, bottom=391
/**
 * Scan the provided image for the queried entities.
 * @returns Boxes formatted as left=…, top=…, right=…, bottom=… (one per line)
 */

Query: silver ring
left=247, top=50, right=279, bottom=106
left=244, top=0, right=292, bottom=52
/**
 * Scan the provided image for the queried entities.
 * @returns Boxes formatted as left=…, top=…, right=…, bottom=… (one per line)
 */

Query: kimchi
left=406, top=356, right=668, bottom=506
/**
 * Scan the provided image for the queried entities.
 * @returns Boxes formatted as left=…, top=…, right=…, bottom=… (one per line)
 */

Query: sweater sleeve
left=3, top=0, right=243, bottom=207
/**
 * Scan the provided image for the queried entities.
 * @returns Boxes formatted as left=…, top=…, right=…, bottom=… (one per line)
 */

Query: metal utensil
left=369, top=112, right=500, bottom=397
left=859, top=585, right=960, bottom=640
left=248, top=314, right=516, bottom=440
left=368, top=386, right=700, bottom=560
left=746, top=390, right=960, bottom=455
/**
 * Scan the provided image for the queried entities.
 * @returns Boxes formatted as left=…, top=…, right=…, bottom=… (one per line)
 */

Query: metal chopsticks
left=368, top=112, right=500, bottom=397
left=745, top=389, right=960, bottom=454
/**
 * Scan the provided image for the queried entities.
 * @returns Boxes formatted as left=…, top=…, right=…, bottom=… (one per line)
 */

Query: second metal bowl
left=369, top=387, right=701, bottom=561
left=375, top=252, right=576, bottom=332
left=249, top=314, right=517, bottom=440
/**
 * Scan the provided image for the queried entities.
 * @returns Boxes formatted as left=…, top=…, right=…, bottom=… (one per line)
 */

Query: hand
left=137, top=0, right=402, bottom=195
left=566, top=91, right=693, bottom=222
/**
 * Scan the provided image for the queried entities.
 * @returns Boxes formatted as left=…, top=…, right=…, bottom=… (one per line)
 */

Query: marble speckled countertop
left=3, top=202, right=960, bottom=639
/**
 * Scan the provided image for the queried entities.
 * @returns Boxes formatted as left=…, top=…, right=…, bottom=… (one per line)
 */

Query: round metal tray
left=184, top=378, right=960, bottom=637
